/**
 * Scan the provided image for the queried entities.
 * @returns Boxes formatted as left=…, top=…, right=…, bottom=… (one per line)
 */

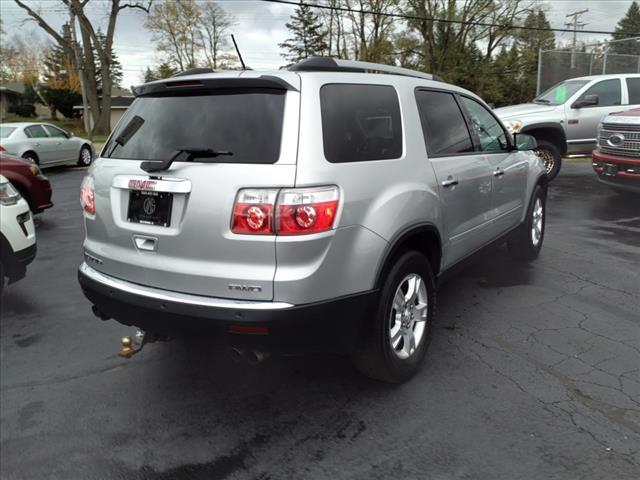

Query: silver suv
left=78, top=58, right=547, bottom=382
left=496, top=73, right=640, bottom=180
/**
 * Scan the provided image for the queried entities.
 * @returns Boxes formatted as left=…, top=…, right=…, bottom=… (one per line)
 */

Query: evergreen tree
left=611, top=1, right=640, bottom=55
left=515, top=9, right=556, bottom=102
left=41, top=39, right=81, bottom=118
left=279, top=2, right=327, bottom=63
left=93, top=29, right=123, bottom=92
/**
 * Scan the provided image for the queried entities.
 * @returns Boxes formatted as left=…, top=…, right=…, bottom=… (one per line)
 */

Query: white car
left=0, top=174, right=36, bottom=294
left=0, top=122, right=93, bottom=167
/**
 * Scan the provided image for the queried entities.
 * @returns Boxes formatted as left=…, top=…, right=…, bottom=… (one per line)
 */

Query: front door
left=43, top=125, right=77, bottom=163
left=415, top=89, right=494, bottom=268
left=458, top=96, right=528, bottom=235
left=565, top=78, right=624, bottom=153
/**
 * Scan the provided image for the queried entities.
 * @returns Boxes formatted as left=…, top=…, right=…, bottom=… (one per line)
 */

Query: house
left=0, top=83, right=24, bottom=118
left=73, top=88, right=134, bottom=130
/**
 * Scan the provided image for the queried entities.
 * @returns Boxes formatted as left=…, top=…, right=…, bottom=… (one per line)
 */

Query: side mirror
left=513, top=133, right=537, bottom=151
left=572, top=94, right=599, bottom=109
left=67, top=131, right=74, bottom=138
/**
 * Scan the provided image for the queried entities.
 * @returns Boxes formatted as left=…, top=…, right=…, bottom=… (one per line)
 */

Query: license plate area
left=127, top=190, right=173, bottom=227
left=603, top=163, right=618, bottom=176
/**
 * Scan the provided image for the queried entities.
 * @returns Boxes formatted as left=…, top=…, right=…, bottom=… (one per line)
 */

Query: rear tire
left=535, top=140, right=561, bottom=181
left=508, top=185, right=546, bottom=262
left=22, top=151, right=38, bottom=165
left=353, top=250, right=436, bottom=383
left=78, top=145, right=92, bottom=167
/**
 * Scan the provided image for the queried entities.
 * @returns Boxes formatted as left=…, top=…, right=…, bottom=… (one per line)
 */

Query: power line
left=259, top=0, right=639, bottom=37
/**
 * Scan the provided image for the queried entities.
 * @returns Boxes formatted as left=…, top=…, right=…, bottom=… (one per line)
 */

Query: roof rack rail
left=288, top=57, right=442, bottom=82
left=172, top=67, right=216, bottom=78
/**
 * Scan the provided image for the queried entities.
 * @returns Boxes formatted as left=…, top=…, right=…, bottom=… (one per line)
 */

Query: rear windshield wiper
left=140, top=147, right=233, bottom=173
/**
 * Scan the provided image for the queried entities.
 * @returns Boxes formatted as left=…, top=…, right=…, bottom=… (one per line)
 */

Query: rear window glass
left=626, top=77, right=640, bottom=104
left=103, top=89, right=286, bottom=164
left=0, top=127, right=16, bottom=138
left=24, top=125, right=48, bottom=138
left=320, top=84, right=402, bottom=163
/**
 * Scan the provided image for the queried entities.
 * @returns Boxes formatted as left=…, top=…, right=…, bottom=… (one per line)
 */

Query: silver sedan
left=0, top=122, right=94, bottom=167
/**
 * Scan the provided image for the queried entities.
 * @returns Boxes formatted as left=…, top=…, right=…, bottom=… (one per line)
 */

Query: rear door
left=415, top=89, right=494, bottom=268
left=24, top=125, right=59, bottom=164
left=84, top=77, right=300, bottom=301
left=458, top=95, right=528, bottom=234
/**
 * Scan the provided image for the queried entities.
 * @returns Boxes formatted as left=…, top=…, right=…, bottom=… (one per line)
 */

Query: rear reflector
left=228, top=324, right=269, bottom=335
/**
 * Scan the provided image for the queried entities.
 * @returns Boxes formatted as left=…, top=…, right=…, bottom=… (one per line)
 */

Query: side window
left=459, top=97, right=508, bottom=153
left=577, top=79, right=622, bottom=107
left=626, top=77, right=640, bottom=104
left=24, top=125, right=48, bottom=138
left=43, top=125, right=68, bottom=138
left=415, top=90, right=473, bottom=155
left=320, top=84, right=402, bottom=163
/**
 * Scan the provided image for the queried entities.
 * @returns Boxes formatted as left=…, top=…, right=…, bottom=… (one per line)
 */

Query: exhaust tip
left=91, top=305, right=111, bottom=320
left=245, top=350, right=268, bottom=366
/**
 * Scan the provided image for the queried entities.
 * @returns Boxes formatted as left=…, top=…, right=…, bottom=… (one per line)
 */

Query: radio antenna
left=231, top=34, right=247, bottom=70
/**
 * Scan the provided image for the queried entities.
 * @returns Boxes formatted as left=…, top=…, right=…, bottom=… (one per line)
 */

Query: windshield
left=534, top=80, right=589, bottom=105
left=103, top=89, right=286, bottom=164
left=0, top=126, right=17, bottom=138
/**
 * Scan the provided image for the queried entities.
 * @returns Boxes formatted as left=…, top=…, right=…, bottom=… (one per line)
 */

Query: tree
left=145, top=0, right=202, bottom=71
left=611, top=1, right=640, bottom=55
left=14, top=0, right=152, bottom=136
left=279, top=1, right=328, bottom=62
left=200, top=2, right=236, bottom=69
left=141, top=62, right=177, bottom=83
left=42, top=36, right=82, bottom=119
left=93, top=29, right=123, bottom=91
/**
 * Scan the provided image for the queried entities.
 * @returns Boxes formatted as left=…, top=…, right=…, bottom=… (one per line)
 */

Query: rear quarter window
left=320, top=84, right=403, bottom=163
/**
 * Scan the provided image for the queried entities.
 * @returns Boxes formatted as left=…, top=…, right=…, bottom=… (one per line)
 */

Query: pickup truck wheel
left=535, top=140, right=561, bottom=180
left=508, top=185, right=546, bottom=261
left=353, top=250, right=435, bottom=383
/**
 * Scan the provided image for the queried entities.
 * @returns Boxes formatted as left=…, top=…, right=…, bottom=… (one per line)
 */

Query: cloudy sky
left=0, top=0, right=635, bottom=89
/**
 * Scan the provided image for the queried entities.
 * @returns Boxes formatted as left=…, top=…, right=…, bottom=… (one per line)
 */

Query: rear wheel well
left=525, top=127, right=567, bottom=156
left=376, top=227, right=442, bottom=289
left=22, top=151, right=39, bottom=165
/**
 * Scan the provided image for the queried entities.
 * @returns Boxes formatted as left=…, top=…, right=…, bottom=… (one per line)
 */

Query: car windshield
left=0, top=126, right=17, bottom=138
left=103, top=89, right=286, bottom=164
left=533, top=80, right=589, bottom=105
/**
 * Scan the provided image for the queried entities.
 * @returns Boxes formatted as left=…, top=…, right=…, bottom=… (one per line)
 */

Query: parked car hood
left=494, top=103, right=557, bottom=119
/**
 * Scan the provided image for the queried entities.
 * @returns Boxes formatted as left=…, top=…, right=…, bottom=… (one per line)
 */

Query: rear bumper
left=78, top=263, right=376, bottom=354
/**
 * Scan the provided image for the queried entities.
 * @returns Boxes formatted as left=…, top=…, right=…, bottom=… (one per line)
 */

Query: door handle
left=493, top=169, right=505, bottom=177
left=441, top=178, right=459, bottom=188
left=34, top=143, right=40, bottom=147
left=56, top=142, right=62, bottom=145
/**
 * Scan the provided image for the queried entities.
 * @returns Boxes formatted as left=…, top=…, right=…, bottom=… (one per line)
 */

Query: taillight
left=231, top=186, right=340, bottom=236
left=231, top=189, right=278, bottom=234
left=0, top=145, right=5, bottom=152
left=80, top=175, right=95, bottom=214
left=277, top=186, right=339, bottom=235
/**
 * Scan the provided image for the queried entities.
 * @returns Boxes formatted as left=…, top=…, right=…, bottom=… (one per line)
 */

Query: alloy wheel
left=389, top=274, right=428, bottom=360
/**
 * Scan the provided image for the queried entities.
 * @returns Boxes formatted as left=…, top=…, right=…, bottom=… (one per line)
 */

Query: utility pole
left=565, top=9, right=588, bottom=69
left=68, top=5, right=90, bottom=134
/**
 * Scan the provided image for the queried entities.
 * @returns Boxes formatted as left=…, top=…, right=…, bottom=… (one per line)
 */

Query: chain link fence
left=537, top=38, right=640, bottom=94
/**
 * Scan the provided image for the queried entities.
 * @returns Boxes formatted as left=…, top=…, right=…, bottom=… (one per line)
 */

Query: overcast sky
left=0, top=0, right=634, bottom=89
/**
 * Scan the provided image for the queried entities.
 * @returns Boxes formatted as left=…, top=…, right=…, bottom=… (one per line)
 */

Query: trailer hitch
left=118, top=330, right=167, bottom=358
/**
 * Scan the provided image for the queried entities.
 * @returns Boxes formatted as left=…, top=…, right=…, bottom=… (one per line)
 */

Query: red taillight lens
left=0, top=145, right=5, bottom=152
left=231, top=189, right=278, bottom=235
left=277, top=186, right=339, bottom=235
left=231, top=186, right=340, bottom=236
left=80, top=175, right=95, bottom=214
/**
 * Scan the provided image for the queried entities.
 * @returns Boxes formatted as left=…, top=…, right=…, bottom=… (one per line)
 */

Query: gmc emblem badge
left=128, top=179, right=157, bottom=191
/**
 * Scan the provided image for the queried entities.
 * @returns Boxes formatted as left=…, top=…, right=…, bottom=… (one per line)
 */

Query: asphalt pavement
left=1, top=162, right=639, bottom=480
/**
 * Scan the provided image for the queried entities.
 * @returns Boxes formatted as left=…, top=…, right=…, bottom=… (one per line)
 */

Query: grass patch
left=1, top=115, right=108, bottom=143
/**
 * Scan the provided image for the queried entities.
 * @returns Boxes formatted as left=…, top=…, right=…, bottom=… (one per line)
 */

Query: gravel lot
left=1, top=162, right=638, bottom=480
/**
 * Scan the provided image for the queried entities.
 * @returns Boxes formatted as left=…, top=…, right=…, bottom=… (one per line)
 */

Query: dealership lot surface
left=1, top=163, right=638, bottom=479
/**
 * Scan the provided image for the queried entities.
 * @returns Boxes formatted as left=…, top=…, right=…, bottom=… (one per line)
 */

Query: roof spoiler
left=132, top=75, right=299, bottom=97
